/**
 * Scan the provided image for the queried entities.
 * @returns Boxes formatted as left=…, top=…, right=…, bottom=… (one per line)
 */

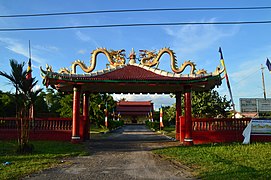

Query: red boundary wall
left=191, top=117, right=271, bottom=144
left=0, top=129, right=71, bottom=141
left=193, top=131, right=271, bottom=144
left=0, top=117, right=72, bottom=141
left=1, top=117, right=271, bottom=143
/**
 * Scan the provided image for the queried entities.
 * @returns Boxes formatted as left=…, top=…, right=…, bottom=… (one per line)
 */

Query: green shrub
left=145, top=121, right=160, bottom=130
left=107, top=120, right=124, bottom=130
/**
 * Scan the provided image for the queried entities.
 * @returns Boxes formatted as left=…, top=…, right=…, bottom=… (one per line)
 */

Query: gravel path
left=24, top=125, right=195, bottom=180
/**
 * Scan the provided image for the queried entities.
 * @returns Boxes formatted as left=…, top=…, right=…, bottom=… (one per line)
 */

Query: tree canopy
left=192, top=90, right=231, bottom=118
left=162, top=90, right=231, bottom=124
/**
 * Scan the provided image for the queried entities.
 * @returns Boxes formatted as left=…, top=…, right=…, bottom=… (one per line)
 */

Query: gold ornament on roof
left=59, top=48, right=126, bottom=74
left=139, top=47, right=204, bottom=75
left=41, top=47, right=216, bottom=76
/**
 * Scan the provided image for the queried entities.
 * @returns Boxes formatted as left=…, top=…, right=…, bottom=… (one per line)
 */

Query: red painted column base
left=183, top=138, right=194, bottom=146
left=71, top=136, right=81, bottom=144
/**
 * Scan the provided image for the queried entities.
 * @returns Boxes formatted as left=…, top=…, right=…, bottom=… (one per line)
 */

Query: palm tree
left=0, top=59, right=42, bottom=153
left=0, top=60, right=25, bottom=114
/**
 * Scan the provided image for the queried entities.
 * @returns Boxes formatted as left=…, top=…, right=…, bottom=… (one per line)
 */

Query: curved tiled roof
left=41, top=63, right=222, bottom=93
left=46, top=64, right=211, bottom=81
left=91, top=64, right=180, bottom=81
left=117, top=100, right=152, bottom=106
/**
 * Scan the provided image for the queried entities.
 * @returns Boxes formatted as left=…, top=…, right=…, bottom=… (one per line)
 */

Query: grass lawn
left=157, top=126, right=176, bottom=138
left=153, top=142, right=271, bottom=180
left=90, top=124, right=108, bottom=134
left=0, top=141, right=88, bottom=180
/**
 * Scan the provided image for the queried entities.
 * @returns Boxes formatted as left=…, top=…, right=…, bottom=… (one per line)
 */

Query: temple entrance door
left=132, top=116, right=137, bottom=124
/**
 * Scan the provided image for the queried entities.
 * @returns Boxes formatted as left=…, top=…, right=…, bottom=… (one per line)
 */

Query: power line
left=1, top=6, right=271, bottom=18
left=232, top=67, right=261, bottom=86
left=0, top=20, right=271, bottom=32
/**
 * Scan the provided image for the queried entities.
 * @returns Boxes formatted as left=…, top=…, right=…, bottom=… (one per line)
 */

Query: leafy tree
left=192, top=90, right=231, bottom=118
left=53, top=92, right=116, bottom=126
left=45, top=88, right=63, bottom=116
left=163, top=90, right=231, bottom=125
left=163, top=105, right=176, bottom=126
left=34, top=91, right=49, bottom=117
left=57, top=94, right=73, bottom=117
left=0, top=91, right=16, bottom=117
left=89, top=93, right=104, bottom=126
left=89, top=93, right=116, bottom=127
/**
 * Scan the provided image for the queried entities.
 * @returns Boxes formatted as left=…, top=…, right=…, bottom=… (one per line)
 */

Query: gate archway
left=40, top=47, right=224, bottom=145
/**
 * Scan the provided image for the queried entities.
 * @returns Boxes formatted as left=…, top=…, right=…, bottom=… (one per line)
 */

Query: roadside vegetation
left=146, top=90, right=231, bottom=134
left=0, top=140, right=88, bottom=180
left=158, top=126, right=176, bottom=138
left=153, top=142, right=271, bottom=180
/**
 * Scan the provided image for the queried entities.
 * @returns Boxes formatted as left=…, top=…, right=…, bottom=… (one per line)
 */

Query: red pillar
left=175, top=92, right=181, bottom=141
left=184, top=88, right=193, bottom=146
left=180, top=116, right=185, bottom=144
left=72, top=85, right=81, bottom=143
left=83, top=92, right=90, bottom=140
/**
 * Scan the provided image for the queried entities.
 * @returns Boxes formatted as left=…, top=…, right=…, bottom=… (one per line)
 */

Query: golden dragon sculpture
left=139, top=47, right=206, bottom=75
left=59, top=48, right=126, bottom=74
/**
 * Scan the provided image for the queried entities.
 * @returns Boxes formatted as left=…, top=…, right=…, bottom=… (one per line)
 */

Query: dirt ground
left=23, top=125, right=196, bottom=180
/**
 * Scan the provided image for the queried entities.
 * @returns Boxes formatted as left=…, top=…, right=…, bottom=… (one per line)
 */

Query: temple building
left=116, top=100, right=154, bottom=124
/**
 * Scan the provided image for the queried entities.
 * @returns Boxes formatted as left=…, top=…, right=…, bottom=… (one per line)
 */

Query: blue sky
left=0, top=0, right=271, bottom=110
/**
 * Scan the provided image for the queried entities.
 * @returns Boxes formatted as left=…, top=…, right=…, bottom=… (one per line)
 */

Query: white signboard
left=240, top=98, right=257, bottom=112
left=257, top=99, right=271, bottom=112
left=240, top=98, right=271, bottom=113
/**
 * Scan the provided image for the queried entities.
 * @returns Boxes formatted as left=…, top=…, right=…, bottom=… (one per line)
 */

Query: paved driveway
left=24, top=125, right=195, bottom=180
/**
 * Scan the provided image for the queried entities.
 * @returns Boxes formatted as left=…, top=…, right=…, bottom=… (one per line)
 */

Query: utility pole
left=261, top=64, right=267, bottom=100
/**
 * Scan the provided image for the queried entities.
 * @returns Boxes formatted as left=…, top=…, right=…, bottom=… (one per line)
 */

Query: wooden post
left=83, top=92, right=90, bottom=140
left=184, top=88, right=193, bottom=146
left=175, top=92, right=181, bottom=141
left=72, top=85, right=81, bottom=143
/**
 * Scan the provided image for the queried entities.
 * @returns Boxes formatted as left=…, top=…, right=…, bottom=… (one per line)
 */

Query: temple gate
left=40, top=47, right=224, bottom=145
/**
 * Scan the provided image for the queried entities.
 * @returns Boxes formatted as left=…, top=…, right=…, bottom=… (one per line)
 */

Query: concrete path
left=24, top=125, right=195, bottom=180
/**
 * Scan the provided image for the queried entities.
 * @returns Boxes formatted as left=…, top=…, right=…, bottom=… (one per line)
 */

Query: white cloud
left=75, top=30, right=100, bottom=47
left=75, top=31, right=91, bottom=42
left=77, top=49, right=87, bottom=54
left=33, top=45, right=59, bottom=52
left=164, top=18, right=239, bottom=55
left=0, top=37, right=47, bottom=65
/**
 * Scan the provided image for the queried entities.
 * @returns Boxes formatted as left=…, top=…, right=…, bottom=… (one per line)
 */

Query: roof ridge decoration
left=58, top=48, right=126, bottom=74
left=40, top=47, right=224, bottom=77
left=139, top=47, right=197, bottom=74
